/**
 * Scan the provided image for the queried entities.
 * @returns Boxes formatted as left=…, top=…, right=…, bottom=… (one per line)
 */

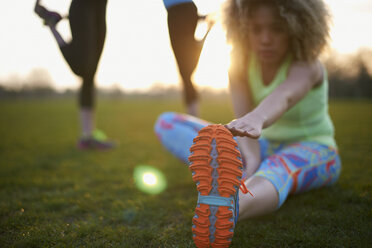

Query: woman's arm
left=227, top=45, right=252, bottom=117
left=228, top=48, right=261, bottom=177
left=226, top=60, right=324, bottom=138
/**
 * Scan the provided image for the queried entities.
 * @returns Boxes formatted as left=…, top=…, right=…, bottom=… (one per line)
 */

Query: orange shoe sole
left=189, top=124, right=243, bottom=248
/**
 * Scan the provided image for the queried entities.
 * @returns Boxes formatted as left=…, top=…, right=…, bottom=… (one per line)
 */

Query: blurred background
left=0, top=2, right=371, bottom=246
left=0, top=0, right=371, bottom=98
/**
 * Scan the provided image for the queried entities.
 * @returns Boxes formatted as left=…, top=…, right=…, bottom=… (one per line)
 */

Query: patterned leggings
left=154, top=112, right=342, bottom=207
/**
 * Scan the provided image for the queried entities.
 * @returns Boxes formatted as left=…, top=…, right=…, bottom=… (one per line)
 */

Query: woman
left=34, top=0, right=114, bottom=150
left=155, top=0, right=341, bottom=246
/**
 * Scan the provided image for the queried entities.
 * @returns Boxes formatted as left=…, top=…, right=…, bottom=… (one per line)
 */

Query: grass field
left=0, top=98, right=371, bottom=247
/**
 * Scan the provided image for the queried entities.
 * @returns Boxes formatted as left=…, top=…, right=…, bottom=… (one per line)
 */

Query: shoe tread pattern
left=189, top=125, right=243, bottom=248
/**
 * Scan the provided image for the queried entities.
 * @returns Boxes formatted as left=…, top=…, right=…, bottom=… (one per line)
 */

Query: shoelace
left=239, top=179, right=254, bottom=196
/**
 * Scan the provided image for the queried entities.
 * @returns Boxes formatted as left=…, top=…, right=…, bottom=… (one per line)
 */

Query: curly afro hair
left=223, top=0, right=331, bottom=61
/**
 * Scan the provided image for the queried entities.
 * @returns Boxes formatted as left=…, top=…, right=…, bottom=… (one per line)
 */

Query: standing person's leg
left=64, top=0, right=98, bottom=145
left=72, top=0, right=112, bottom=149
left=66, top=0, right=97, bottom=106
left=167, top=3, right=202, bottom=116
left=35, top=0, right=112, bottom=149
left=238, top=142, right=341, bottom=220
left=94, top=0, right=107, bottom=69
left=35, top=0, right=96, bottom=131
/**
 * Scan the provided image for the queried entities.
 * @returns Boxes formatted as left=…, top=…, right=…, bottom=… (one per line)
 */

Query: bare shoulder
left=289, top=59, right=324, bottom=87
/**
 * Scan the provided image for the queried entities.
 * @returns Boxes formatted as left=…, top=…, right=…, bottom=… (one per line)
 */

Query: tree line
left=1, top=50, right=371, bottom=99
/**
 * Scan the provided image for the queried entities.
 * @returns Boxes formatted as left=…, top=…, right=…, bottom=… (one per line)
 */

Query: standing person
left=34, top=0, right=114, bottom=150
left=163, top=0, right=214, bottom=117
left=155, top=0, right=341, bottom=246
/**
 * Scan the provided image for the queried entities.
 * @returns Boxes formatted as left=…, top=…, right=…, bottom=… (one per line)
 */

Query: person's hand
left=224, top=112, right=265, bottom=139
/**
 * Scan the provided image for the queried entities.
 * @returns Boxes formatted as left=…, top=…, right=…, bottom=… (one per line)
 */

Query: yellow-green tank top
left=248, top=54, right=337, bottom=148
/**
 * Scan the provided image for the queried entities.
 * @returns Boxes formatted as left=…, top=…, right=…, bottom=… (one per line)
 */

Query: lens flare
left=133, top=165, right=167, bottom=195
left=143, top=172, right=157, bottom=186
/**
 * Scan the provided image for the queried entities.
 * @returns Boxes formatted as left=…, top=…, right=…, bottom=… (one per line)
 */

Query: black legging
left=167, top=2, right=201, bottom=105
left=60, top=0, right=107, bottom=108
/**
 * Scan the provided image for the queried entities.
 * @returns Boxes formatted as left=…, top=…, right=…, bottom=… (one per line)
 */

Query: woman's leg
left=167, top=2, right=202, bottom=116
left=76, top=0, right=113, bottom=150
left=36, top=0, right=98, bottom=112
left=66, top=0, right=98, bottom=141
left=35, top=0, right=111, bottom=148
left=154, top=112, right=210, bottom=163
left=238, top=142, right=341, bottom=220
left=67, top=0, right=111, bottom=149
left=75, top=0, right=107, bottom=139
left=68, top=0, right=107, bottom=135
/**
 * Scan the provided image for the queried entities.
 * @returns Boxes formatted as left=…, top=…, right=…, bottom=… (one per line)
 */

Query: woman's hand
left=225, top=111, right=265, bottom=139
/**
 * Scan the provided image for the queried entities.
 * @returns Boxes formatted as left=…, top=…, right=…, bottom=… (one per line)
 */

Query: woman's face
left=248, top=4, right=290, bottom=66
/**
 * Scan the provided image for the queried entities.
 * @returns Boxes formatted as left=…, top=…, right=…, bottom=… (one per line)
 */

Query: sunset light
left=0, top=0, right=371, bottom=92
left=327, top=0, right=372, bottom=54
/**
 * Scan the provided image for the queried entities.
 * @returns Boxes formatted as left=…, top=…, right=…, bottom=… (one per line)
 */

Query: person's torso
left=248, top=54, right=337, bottom=148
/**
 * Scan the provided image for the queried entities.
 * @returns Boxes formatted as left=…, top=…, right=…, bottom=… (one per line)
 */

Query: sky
left=0, top=0, right=371, bottom=92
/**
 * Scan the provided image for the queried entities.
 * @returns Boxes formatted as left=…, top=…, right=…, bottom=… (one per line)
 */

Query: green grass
left=0, top=98, right=371, bottom=247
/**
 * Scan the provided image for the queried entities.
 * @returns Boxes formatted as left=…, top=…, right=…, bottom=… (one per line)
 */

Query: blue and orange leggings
left=154, top=112, right=341, bottom=207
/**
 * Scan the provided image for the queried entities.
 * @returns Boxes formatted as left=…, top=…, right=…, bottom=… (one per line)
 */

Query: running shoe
left=189, top=124, right=250, bottom=248
left=34, top=3, right=62, bottom=27
left=77, top=130, right=115, bottom=150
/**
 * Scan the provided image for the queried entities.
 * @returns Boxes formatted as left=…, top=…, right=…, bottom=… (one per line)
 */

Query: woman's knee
left=154, top=112, right=178, bottom=133
left=154, top=112, right=194, bottom=163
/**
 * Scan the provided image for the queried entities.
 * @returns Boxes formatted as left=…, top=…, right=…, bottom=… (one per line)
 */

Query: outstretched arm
left=226, top=60, right=324, bottom=138
left=227, top=48, right=261, bottom=177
